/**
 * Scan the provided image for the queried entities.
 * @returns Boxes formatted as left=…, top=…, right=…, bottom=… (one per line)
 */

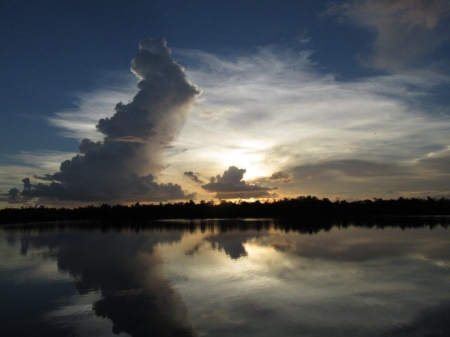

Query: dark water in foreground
left=1, top=219, right=450, bottom=337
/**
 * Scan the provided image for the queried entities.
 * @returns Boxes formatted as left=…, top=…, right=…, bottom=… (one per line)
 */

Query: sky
left=1, top=0, right=450, bottom=207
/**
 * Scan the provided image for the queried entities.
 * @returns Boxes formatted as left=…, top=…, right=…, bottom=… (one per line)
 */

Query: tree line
left=1, top=196, right=449, bottom=225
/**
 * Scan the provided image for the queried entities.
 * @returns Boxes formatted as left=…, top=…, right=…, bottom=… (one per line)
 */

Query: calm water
left=1, top=219, right=450, bottom=337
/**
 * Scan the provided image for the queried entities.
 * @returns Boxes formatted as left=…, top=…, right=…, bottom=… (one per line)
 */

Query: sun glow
left=214, top=140, right=273, bottom=181
left=218, top=151, right=266, bottom=180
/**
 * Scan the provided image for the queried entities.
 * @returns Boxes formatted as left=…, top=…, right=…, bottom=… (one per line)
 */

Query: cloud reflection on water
left=10, top=230, right=197, bottom=337
left=1, top=220, right=450, bottom=336
left=160, top=224, right=450, bottom=337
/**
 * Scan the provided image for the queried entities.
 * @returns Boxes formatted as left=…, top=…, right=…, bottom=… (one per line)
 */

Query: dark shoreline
left=0, top=196, right=450, bottom=224
left=1, top=196, right=449, bottom=227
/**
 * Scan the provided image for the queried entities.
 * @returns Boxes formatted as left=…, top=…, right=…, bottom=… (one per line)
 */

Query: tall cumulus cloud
left=9, top=38, right=200, bottom=203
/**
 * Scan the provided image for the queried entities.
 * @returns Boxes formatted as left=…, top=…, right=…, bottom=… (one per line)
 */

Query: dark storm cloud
left=325, top=0, right=450, bottom=72
left=12, top=38, right=200, bottom=203
left=78, top=138, right=102, bottom=154
left=202, top=166, right=277, bottom=199
left=2, top=188, right=22, bottom=203
left=184, top=171, right=204, bottom=184
left=21, top=172, right=195, bottom=202
left=268, top=171, right=291, bottom=183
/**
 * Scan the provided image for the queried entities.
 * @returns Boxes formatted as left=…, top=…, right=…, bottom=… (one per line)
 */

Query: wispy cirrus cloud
left=48, top=74, right=137, bottom=141
left=167, top=44, right=450, bottom=199
left=324, top=0, right=450, bottom=73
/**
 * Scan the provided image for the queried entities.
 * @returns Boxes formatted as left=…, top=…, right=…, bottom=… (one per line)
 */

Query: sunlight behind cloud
left=213, top=140, right=273, bottom=181
left=169, top=45, right=450, bottom=199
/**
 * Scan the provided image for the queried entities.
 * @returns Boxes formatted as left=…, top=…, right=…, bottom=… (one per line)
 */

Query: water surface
left=1, top=219, right=450, bottom=336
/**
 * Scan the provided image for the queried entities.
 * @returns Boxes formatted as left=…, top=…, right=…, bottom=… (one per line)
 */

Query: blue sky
left=1, top=0, right=450, bottom=206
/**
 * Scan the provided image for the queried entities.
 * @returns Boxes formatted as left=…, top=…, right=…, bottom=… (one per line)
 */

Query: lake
left=1, top=219, right=449, bottom=336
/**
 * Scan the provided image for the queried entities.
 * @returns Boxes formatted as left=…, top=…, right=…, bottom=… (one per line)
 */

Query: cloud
left=201, top=166, right=277, bottom=199
left=47, top=75, right=137, bottom=141
left=167, top=44, right=450, bottom=200
left=10, top=38, right=200, bottom=203
left=417, top=146, right=450, bottom=172
left=184, top=171, right=204, bottom=184
left=290, top=156, right=450, bottom=199
left=293, top=159, right=410, bottom=179
left=0, top=188, right=22, bottom=203
left=7, top=150, right=79, bottom=172
left=325, top=0, right=450, bottom=72
left=268, top=171, right=291, bottom=183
